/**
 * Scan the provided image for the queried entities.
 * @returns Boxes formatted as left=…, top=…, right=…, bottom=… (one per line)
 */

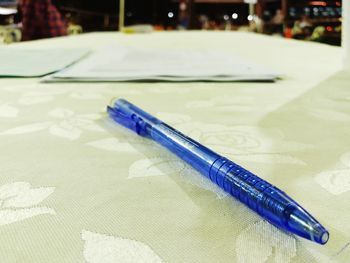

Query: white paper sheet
left=43, top=46, right=278, bottom=82
left=0, top=48, right=90, bottom=77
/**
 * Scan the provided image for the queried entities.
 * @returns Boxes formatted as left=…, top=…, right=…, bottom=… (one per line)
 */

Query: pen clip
left=107, top=105, right=150, bottom=137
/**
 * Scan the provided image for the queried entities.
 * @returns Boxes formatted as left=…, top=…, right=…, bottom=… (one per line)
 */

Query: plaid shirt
left=20, top=0, right=67, bottom=41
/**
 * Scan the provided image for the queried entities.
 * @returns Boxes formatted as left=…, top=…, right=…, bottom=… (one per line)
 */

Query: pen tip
left=287, top=207, right=329, bottom=245
left=320, top=230, right=329, bottom=245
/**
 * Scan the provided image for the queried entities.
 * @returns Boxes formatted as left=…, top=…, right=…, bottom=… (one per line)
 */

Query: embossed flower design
left=18, top=90, right=68, bottom=105
left=82, top=230, right=163, bottom=263
left=0, top=103, right=19, bottom=118
left=0, top=182, right=55, bottom=225
left=0, top=108, right=104, bottom=140
left=149, top=113, right=309, bottom=165
left=186, top=96, right=254, bottom=112
left=47, top=108, right=104, bottom=140
left=173, top=121, right=310, bottom=165
left=236, top=221, right=296, bottom=263
left=315, top=151, right=350, bottom=195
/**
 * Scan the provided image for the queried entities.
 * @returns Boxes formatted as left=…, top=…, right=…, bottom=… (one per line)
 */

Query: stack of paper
left=0, top=48, right=90, bottom=77
left=43, top=46, right=278, bottom=82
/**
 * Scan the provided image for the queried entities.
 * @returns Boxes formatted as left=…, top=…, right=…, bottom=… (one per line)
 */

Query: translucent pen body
left=108, top=99, right=329, bottom=245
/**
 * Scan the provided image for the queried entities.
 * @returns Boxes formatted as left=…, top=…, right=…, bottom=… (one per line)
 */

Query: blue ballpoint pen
left=107, top=99, right=329, bottom=245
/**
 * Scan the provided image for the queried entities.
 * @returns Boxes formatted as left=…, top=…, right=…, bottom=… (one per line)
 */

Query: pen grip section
left=210, top=157, right=291, bottom=227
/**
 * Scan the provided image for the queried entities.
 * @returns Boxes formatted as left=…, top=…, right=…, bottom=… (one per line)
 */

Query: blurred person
left=178, top=12, right=189, bottom=30
left=19, top=0, right=67, bottom=41
left=292, top=15, right=313, bottom=40
left=178, top=1, right=189, bottom=30
left=65, top=13, right=83, bottom=35
left=250, top=16, right=263, bottom=33
left=300, top=15, right=312, bottom=29
left=271, top=9, right=284, bottom=35
left=309, top=26, right=325, bottom=42
left=224, top=20, right=232, bottom=31
left=292, top=20, right=303, bottom=39
left=300, top=15, right=313, bottom=38
left=208, top=20, right=218, bottom=30
left=198, top=15, right=209, bottom=30
left=284, top=22, right=294, bottom=38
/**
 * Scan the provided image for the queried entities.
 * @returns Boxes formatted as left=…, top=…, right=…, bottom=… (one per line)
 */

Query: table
left=0, top=32, right=349, bottom=263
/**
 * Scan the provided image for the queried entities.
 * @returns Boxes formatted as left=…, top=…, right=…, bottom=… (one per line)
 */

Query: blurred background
left=0, top=0, right=342, bottom=45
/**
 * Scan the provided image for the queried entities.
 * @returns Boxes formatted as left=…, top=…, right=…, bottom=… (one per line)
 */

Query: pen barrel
left=151, top=124, right=220, bottom=175
left=108, top=99, right=329, bottom=244
left=210, top=157, right=293, bottom=229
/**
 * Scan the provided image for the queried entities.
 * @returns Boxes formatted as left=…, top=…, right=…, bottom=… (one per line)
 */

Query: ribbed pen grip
left=209, top=157, right=289, bottom=223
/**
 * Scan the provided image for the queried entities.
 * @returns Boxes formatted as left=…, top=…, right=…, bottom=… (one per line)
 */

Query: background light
left=247, top=15, right=253, bottom=21
left=232, top=13, right=238, bottom=20
left=0, top=7, right=17, bottom=15
left=168, top=12, right=174, bottom=18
